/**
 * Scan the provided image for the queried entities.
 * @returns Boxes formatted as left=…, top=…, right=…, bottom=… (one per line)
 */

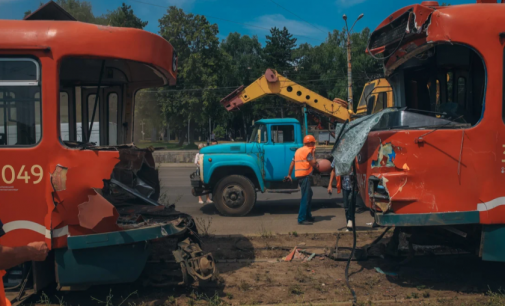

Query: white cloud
left=336, top=0, right=367, bottom=8
left=246, top=14, right=329, bottom=39
left=166, top=0, right=195, bottom=9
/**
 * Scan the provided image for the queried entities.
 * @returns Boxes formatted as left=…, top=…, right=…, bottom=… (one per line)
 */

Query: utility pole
left=188, top=117, right=191, bottom=144
left=343, top=13, right=364, bottom=113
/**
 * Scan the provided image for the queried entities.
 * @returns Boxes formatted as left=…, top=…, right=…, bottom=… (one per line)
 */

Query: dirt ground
left=25, top=231, right=505, bottom=306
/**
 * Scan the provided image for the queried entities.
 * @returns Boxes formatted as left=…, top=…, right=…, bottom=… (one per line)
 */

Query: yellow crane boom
left=220, top=69, right=351, bottom=122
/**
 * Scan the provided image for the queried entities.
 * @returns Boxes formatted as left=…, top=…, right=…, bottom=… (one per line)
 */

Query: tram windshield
left=388, top=44, right=485, bottom=126
left=59, top=57, right=168, bottom=147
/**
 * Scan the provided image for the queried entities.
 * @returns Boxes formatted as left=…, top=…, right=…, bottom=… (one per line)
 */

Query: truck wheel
left=213, top=175, right=256, bottom=216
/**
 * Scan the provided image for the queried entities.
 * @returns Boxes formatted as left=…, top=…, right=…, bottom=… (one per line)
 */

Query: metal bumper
left=375, top=211, right=480, bottom=227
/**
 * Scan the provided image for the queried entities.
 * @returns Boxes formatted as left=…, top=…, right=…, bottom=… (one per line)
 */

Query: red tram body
left=0, top=2, right=214, bottom=298
left=359, top=1, right=505, bottom=260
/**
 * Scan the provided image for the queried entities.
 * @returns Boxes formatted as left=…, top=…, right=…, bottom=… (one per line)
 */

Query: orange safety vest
left=0, top=271, right=11, bottom=306
left=294, top=146, right=315, bottom=178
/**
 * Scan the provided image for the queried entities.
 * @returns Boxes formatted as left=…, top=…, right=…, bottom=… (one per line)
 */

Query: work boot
left=306, top=217, right=315, bottom=222
left=298, top=220, right=313, bottom=225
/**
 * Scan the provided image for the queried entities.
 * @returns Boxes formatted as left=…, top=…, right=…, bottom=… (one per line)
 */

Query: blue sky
left=1, top=0, right=476, bottom=45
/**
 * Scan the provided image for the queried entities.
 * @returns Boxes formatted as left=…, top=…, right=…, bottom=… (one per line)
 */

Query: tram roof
left=0, top=19, right=177, bottom=85
left=368, top=1, right=505, bottom=72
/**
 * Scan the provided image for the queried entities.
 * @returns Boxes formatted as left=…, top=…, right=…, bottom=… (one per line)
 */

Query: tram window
left=76, top=87, right=82, bottom=142
left=395, top=44, right=484, bottom=126
left=457, top=77, right=466, bottom=105
left=87, top=94, right=100, bottom=145
left=35, top=92, right=41, bottom=142
left=60, top=92, right=69, bottom=141
left=108, top=93, right=118, bottom=145
left=436, top=80, right=440, bottom=107
left=0, top=58, right=41, bottom=146
left=447, top=72, right=454, bottom=102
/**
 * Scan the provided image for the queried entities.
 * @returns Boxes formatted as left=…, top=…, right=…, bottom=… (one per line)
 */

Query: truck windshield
left=248, top=124, right=267, bottom=143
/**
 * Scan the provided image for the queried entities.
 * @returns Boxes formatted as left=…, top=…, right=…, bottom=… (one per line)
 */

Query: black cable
left=87, top=60, right=105, bottom=143
left=345, top=163, right=358, bottom=305
left=367, top=28, right=407, bottom=61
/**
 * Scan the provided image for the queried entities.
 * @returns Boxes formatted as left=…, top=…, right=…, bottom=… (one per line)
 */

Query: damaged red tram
left=360, top=0, right=505, bottom=260
left=0, top=2, right=215, bottom=300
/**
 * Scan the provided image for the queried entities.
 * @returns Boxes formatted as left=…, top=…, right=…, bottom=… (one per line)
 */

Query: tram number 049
left=1, top=165, right=43, bottom=185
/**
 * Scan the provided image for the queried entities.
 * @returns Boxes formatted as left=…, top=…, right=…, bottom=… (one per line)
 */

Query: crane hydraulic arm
left=220, top=69, right=351, bottom=122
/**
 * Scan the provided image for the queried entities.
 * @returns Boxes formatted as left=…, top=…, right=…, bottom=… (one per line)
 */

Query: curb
left=158, top=163, right=195, bottom=168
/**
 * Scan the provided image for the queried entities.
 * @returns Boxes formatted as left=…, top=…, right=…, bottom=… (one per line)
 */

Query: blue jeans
left=298, top=176, right=313, bottom=223
left=342, top=189, right=355, bottom=222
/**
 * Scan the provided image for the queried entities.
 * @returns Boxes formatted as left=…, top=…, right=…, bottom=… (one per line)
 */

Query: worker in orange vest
left=0, top=222, right=48, bottom=306
left=285, top=135, right=319, bottom=225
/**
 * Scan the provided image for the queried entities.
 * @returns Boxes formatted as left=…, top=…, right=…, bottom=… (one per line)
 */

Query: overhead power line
left=267, top=0, right=327, bottom=35
left=127, top=0, right=323, bottom=44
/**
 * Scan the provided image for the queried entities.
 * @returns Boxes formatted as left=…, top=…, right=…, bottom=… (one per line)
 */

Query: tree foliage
left=263, top=27, right=297, bottom=72
left=135, top=19, right=382, bottom=143
left=23, top=1, right=384, bottom=144
left=213, top=126, right=226, bottom=139
left=156, top=7, right=230, bottom=145
left=56, top=0, right=105, bottom=23
left=104, top=3, right=148, bottom=29
left=25, top=1, right=148, bottom=29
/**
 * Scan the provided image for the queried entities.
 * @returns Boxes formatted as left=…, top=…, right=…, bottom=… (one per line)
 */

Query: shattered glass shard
left=331, top=108, right=397, bottom=176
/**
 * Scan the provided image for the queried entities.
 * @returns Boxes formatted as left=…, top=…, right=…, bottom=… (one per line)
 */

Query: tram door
left=80, top=87, right=122, bottom=146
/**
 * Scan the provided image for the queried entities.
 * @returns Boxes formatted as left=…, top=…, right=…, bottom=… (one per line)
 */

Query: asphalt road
left=159, top=164, right=375, bottom=235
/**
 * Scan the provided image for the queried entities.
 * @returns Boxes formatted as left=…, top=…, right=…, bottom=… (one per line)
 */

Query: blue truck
left=191, top=118, right=334, bottom=216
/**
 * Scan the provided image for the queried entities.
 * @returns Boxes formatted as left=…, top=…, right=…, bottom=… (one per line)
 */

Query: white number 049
left=1, top=165, right=43, bottom=185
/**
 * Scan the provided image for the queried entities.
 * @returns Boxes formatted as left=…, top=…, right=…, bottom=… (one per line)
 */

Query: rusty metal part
left=50, top=165, right=68, bottom=192
left=144, top=237, right=217, bottom=287
left=109, top=178, right=160, bottom=206
left=77, top=189, right=120, bottom=233
left=265, top=68, right=278, bottom=83
left=220, top=85, right=245, bottom=111
left=106, top=147, right=161, bottom=203
left=173, top=238, right=217, bottom=284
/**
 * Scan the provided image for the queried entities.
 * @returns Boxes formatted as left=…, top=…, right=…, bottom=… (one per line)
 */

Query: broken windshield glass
left=331, top=108, right=397, bottom=176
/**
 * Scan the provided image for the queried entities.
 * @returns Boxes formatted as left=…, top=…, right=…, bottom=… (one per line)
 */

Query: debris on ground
left=27, top=232, right=505, bottom=306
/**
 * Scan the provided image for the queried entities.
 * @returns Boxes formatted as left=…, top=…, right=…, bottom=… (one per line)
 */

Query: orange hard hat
left=303, top=135, right=316, bottom=144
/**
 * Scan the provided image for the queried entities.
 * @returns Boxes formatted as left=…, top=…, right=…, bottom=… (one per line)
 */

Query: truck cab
left=192, top=118, right=312, bottom=216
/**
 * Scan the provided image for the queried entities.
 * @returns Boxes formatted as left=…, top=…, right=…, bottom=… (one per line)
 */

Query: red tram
left=0, top=2, right=214, bottom=300
left=360, top=0, right=505, bottom=260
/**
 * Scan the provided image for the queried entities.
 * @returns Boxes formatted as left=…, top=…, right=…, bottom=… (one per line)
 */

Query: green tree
left=213, top=125, right=226, bottom=139
left=55, top=0, right=105, bottom=23
left=263, top=27, right=297, bottom=72
left=104, top=3, right=148, bottom=29
left=220, top=33, right=265, bottom=140
left=134, top=90, right=167, bottom=141
left=158, top=7, right=227, bottom=145
left=291, top=28, right=381, bottom=113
